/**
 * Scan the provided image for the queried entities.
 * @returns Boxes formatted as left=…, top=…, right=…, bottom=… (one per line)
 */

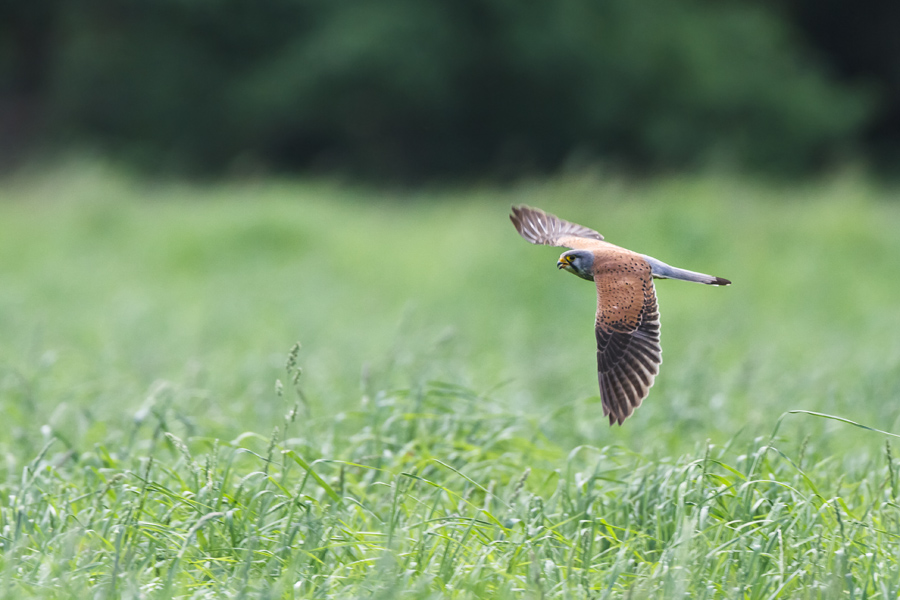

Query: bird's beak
left=557, top=260, right=567, bottom=270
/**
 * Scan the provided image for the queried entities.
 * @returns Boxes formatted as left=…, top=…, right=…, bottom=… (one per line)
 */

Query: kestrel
left=510, top=205, right=730, bottom=425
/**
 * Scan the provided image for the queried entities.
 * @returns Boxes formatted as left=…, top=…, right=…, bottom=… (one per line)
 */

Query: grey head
left=557, top=249, right=595, bottom=281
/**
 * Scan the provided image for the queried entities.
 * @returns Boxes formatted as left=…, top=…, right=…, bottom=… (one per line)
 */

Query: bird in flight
left=510, top=205, right=730, bottom=425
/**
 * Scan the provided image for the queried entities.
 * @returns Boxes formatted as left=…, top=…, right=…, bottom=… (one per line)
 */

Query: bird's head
left=557, top=250, right=595, bottom=281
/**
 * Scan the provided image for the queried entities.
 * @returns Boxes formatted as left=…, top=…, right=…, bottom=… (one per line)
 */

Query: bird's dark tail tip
left=713, top=277, right=732, bottom=286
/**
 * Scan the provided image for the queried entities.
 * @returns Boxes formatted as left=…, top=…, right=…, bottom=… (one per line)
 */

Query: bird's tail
left=642, top=255, right=731, bottom=286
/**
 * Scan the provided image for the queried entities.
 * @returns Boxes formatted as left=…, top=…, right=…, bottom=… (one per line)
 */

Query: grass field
left=1, top=163, right=900, bottom=597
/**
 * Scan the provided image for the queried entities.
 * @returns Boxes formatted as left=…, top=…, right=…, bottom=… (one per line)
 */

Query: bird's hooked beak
left=557, top=256, right=571, bottom=270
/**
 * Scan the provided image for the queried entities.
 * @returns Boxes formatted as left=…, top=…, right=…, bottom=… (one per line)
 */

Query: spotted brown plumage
left=510, top=205, right=730, bottom=425
left=593, top=257, right=660, bottom=424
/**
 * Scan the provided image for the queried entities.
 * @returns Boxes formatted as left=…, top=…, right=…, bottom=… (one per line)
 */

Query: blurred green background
left=2, top=0, right=899, bottom=178
left=1, top=166, right=899, bottom=460
left=1, top=0, right=899, bottom=449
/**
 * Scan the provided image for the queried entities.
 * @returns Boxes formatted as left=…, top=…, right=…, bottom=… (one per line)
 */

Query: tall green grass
left=1, top=163, right=899, bottom=596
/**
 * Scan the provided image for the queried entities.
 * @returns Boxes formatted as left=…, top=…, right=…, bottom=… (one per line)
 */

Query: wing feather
left=510, top=205, right=605, bottom=249
left=594, top=255, right=662, bottom=425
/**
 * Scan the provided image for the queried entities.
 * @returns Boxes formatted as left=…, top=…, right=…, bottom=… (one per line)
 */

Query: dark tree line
left=0, top=0, right=894, bottom=179
left=785, top=0, right=900, bottom=169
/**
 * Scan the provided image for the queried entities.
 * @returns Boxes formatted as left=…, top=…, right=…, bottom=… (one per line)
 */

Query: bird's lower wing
left=594, top=261, right=662, bottom=425
left=510, top=205, right=605, bottom=249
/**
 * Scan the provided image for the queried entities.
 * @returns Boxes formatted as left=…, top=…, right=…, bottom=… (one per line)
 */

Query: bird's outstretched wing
left=510, top=205, right=605, bottom=250
left=593, top=255, right=662, bottom=425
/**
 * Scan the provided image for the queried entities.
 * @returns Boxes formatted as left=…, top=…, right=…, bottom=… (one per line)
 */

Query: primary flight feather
left=510, top=205, right=731, bottom=425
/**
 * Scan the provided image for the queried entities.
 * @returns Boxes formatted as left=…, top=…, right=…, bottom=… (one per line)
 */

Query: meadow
left=0, top=163, right=899, bottom=597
